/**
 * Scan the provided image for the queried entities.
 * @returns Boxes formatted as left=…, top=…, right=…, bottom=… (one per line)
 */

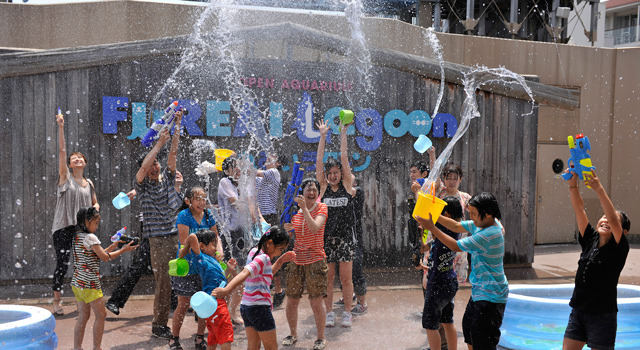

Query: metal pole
left=466, top=0, right=475, bottom=34
left=435, top=0, right=442, bottom=31
left=510, top=0, right=519, bottom=38
left=590, top=0, right=600, bottom=46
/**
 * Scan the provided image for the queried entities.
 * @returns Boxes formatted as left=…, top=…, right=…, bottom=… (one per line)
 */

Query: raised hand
left=316, top=119, right=330, bottom=136
left=56, top=112, right=64, bottom=128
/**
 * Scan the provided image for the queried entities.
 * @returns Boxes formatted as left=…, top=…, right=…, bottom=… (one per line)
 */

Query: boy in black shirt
left=563, top=169, right=631, bottom=350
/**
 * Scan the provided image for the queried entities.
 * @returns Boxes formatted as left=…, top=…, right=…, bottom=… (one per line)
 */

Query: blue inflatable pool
left=0, top=305, right=57, bottom=349
left=499, top=284, right=640, bottom=350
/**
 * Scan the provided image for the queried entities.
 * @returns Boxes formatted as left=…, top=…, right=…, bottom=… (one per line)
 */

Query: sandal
left=52, top=300, right=64, bottom=316
left=313, top=338, right=326, bottom=350
left=169, top=336, right=183, bottom=350
left=194, top=334, right=207, bottom=350
left=282, top=335, right=298, bottom=346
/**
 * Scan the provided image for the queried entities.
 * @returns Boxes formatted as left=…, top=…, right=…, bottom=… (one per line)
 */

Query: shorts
left=240, top=304, right=276, bottom=332
left=324, top=236, right=356, bottom=263
left=205, top=298, right=234, bottom=345
left=422, top=279, right=458, bottom=330
left=286, top=260, right=328, bottom=299
left=564, top=308, right=617, bottom=350
left=171, top=274, right=203, bottom=297
left=462, top=297, right=505, bottom=349
left=72, top=286, right=103, bottom=304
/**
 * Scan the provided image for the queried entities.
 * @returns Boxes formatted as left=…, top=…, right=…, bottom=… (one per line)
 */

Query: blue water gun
left=141, top=101, right=181, bottom=147
left=561, top=134, right=595, bottom=186
left=280, top=162, right=305, bottom=228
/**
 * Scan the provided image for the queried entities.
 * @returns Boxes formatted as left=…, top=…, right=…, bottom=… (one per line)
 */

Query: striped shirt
left=256, top=168, right=281, bottom=215
left=241, top=248, right=273, bottom=306
left=458, top=220, right=509, bottom=303
left=71, top=232, right=102, bottom=290
left=134, top=168, right=180, bottom=238
left=292, top=202, right=327, bottom=265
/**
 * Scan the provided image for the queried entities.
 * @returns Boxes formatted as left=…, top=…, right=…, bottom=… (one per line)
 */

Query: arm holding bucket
left=340, top=121, right=356, bottom=197
left=212, top=268, right=250, bottom=298
left=415, top=214, right=462, bottom=253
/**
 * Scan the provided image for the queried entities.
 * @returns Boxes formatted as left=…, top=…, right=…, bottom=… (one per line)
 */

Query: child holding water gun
left=171, top=186, right=223, bottom=350
left=176, top=230, right=237, bottom=350
left=71, top=207, right=137, bottom=350
left=416, top=192, right=508, bottom=350
left=213, top=226, right=296, bottom=350
left=562, top=169, right=630, bottom=350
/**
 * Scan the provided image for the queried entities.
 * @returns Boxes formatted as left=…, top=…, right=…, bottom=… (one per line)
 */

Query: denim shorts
left=564, top=308, right=617, bottom=350
left=171, top=274, right=202, bottom=297
left=240, top=304, right=276, bottom=332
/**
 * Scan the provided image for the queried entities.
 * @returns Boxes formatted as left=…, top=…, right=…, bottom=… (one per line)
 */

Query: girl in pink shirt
left=213, top=226, right=295, bottom=350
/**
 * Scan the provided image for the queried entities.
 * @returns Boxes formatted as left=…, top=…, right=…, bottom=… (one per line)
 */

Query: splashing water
left=341, top=0, right=375, bottom=112
left=423, top=27, right=445, bottom=120
left=423, top=66, right=535, bottom=191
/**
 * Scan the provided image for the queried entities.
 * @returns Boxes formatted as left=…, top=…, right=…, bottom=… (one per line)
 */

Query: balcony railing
left=605, top=25, right=639, bottom=45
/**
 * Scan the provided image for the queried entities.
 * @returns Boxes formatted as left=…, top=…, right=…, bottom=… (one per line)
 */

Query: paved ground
left=3, top=243, right=640, bottom=350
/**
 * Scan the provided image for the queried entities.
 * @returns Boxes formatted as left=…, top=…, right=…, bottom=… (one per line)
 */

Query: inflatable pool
left=0, top=305, right=57, bottom=349
left=499, top=284, right=640, bottom=350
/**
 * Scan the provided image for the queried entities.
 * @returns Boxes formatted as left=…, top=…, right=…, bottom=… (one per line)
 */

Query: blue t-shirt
left=426, top=223, right=458, bottom=287
left=176, top=208, right=216, bottom=234
left=458, top=220, right=509, bottom=303
left=185, top=252, right=227, bottom=294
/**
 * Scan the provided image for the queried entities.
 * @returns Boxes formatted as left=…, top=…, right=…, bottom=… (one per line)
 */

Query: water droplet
left=14, top=262, right=21, bottom=268
left=65, top=110, right=70, bottom=115
left=15, top=232, right=22, bottom=238
left=47, top=136, right=51, bottom=141
left=76, top=109, right=81, bottom=114
left=16, top=199, right=21, bottom=206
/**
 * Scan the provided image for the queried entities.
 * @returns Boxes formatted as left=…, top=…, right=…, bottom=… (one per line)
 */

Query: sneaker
left=105, top=302, right=120, bottom=316
left=282, top=335, right=298, bottom=346
left=273, top=292, right=286, bottom=308
left=313, top=339, right=327, bottom=350
left=151, top=324, right=172, bottom=339
left=326, top=312, right=335, bottom=327
left=334, top=294, right=356, bottom=305
left=341, top=311, right=352, bottom=327
left=351, top=303, right=367, bottom=314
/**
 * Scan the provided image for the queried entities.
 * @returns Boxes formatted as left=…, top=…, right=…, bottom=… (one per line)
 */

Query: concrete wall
left=2, top=0, right=639, bottom=241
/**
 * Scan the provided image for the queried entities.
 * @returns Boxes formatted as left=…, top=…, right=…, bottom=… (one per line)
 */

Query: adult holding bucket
left=316, top=117, right=357, bottom=328
left=51, top=109, right=99, bottom=316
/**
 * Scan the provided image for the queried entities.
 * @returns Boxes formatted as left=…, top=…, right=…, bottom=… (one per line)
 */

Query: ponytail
left=249, top=225, right=290, bottom=260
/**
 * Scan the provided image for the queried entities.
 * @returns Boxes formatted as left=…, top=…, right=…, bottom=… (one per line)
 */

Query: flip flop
left=52, top=306, right=64, bottom=316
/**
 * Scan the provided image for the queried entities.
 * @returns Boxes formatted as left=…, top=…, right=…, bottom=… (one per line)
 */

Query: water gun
left=57, top=107, right=62, bottom=115
left=141, top=101, right=181, bottom=147
left=560, top=134, right=595, bottom=187
left=280, top=162, right=305, bottom=228
left=111, top=227, right=127, bottom=242
left=110, top=226, right=140, bottom=247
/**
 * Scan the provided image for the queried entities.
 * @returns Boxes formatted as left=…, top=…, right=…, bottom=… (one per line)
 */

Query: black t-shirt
left=407, top=196, right=421, bottom=248
left=426, top=223, right=459, bottom=288
left=322, top=182, right=355, bottom=239
left=570, top=223, right=629, bottom=313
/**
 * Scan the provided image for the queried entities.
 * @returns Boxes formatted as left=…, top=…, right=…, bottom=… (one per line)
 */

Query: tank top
left=322, top=183, right=355, bottom=239
left=52, top=176, right=95, bottom=233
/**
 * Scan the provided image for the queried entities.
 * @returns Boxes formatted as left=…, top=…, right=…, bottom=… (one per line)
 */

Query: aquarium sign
left=103, top=92, right=458, bottom=154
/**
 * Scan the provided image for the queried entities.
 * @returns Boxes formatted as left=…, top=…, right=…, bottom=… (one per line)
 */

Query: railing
left=605, top=25, right=639, bottom=45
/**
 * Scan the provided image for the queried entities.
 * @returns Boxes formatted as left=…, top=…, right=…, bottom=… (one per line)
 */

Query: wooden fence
left=0, top=22, right=579, bottom=282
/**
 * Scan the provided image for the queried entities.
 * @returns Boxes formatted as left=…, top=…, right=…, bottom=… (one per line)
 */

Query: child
left=176, top=230, right=237, bottom=350
left=563, top=170, right=630, bottom=350
left=71, top=207, right=137, bottom=350
left=171, top=187, right=222, bottom=350
left=213, top=226, right=296, bottom=350
left=417, top=197, right=462, bottom=350
left=315, top=119, right=357, bottom=328
left=416, top=192, right=508, bottom=350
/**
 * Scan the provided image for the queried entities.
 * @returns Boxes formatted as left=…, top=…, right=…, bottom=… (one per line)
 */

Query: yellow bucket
left=412, top=192, right=448, bottom=224
left=214, top=149, right=235, bottom=172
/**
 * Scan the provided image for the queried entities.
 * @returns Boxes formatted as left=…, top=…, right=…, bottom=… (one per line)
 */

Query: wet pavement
left=4, top=243, right=639, bottom=350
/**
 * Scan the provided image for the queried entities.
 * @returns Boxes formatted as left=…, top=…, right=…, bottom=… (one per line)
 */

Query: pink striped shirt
left=241, top=248, right=273, bottom=307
